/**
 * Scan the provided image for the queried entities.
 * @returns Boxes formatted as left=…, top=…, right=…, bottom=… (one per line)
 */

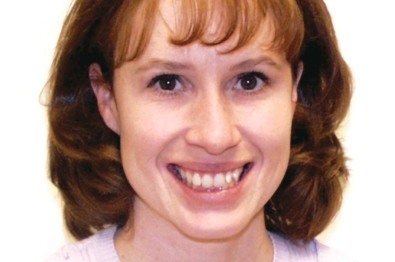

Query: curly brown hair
left=48, top=0, right=352, bottom=241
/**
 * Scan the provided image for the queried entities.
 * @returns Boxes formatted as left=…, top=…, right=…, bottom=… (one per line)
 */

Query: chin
left=172, top=210, right=258, bottom=241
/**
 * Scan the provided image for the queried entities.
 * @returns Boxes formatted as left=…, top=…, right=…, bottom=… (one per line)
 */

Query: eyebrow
left=134, top=59, right=193, bottom=73
left=229, top=56, right=282, bottom=71
left=133, top=55, right=282, bottom=73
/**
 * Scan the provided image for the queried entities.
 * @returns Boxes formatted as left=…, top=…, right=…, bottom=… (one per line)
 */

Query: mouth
left=167, top=162, right=253, bottom=192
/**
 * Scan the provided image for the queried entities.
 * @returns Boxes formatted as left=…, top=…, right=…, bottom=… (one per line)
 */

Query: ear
left=89, top=63, right=120, bottom=134
left=292, top=62, right=304, bottom=103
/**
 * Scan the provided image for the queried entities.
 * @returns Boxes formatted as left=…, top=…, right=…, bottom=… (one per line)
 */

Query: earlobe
left=89, top=63, right=120, bottom=134
left=292, top=62, right=304, bottom=103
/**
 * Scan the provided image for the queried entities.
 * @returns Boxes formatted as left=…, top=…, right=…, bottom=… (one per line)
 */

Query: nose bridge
left=185, top=87, right=241, bottom=155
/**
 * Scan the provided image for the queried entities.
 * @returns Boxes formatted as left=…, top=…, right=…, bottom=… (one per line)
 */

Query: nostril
left=184, top=125, right=241, bottom=155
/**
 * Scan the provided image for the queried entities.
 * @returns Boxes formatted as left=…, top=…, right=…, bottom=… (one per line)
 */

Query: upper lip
left=171, top=161, right=250, bottom=173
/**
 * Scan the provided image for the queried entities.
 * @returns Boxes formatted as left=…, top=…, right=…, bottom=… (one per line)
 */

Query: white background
left=0, top=1, right=394, bottom=261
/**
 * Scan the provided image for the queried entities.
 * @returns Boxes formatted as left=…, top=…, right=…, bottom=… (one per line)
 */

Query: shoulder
left=268, top=231, right=355, bottom=262
left=46, top=226, right=119, bottom=262
left=316, top=241, right=356, bottom=262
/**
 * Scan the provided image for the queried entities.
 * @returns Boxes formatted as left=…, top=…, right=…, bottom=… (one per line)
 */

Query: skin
left=90, top=1, right=302, bottom=261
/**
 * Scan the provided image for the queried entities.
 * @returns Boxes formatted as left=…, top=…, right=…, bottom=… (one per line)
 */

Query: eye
left=235, top=71, right=268, bottom=91
left=148, top=74, right=182, bottom=91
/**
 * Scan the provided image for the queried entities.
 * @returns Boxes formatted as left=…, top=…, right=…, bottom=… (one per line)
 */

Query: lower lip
left=169, top=166, right=252, bottom=208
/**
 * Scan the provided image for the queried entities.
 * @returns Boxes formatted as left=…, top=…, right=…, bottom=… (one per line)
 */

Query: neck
left=115, top=200, right=273, bottom=262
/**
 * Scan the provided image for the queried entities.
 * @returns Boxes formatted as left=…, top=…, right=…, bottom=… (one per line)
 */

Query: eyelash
left=234, top=71, right=269, bottom=93
left=147, top=74, right=183, bottom=96
left=147, top=71, right=270, bottom=96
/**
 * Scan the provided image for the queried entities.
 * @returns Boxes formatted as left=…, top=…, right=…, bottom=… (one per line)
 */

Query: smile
left=168, top=163, right=253, bottom=192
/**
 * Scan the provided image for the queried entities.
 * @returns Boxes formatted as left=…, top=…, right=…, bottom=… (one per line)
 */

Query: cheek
left=263, top=110, right=293, bottom=152
left=116, top=113, right=172, bottom=207
left=117, top=103, right=184, bottom=180
left=240, top=99, right=294, bottom=149
left=240, top=99, right=294, bottom=183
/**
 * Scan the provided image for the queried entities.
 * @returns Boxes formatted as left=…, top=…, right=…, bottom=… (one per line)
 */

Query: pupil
left=241, top=75, right=257, bottom=90
left=159, top=76, right=176, bottom=90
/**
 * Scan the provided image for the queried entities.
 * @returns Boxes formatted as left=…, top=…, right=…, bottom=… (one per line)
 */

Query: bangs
left=113, top=0, right=304, bottom=67
left=111, top=0, right=159, bottom=67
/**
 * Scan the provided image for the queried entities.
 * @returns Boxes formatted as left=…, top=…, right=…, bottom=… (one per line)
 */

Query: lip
left=172, top=161, right=249, bottom=174
left=167, top=161, right=254, bottom=208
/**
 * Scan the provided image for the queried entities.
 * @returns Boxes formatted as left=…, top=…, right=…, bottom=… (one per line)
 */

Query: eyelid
left=233, top=70, right=269, bottom=91
left=146, top=71, right=269, bottom=96
left=147, top=73, right=181, bottom=88
left=237, top=71, right=268, bottom=81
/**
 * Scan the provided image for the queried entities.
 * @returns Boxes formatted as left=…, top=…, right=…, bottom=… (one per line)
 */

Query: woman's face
left=97, top=2, right=300, bottom=240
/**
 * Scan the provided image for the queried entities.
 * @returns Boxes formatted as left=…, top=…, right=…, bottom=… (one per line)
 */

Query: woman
left=47, top=0, right=352, bottom=261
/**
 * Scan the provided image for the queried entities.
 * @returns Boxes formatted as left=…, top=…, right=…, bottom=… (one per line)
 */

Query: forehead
left=127, top=16, right=288, bottom=75
left=114, top=0, right=304, bottom=66
left=140, top=14, right=279, bottom=65
left=157, top=0, right=275, bottom=50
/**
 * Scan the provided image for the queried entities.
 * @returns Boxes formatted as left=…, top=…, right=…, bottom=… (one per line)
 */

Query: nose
left=185, top=91, right=241, bottom=155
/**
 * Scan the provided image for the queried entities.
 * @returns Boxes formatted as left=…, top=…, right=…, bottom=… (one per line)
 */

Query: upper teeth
left=177, top=166, right=244, bottom=190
